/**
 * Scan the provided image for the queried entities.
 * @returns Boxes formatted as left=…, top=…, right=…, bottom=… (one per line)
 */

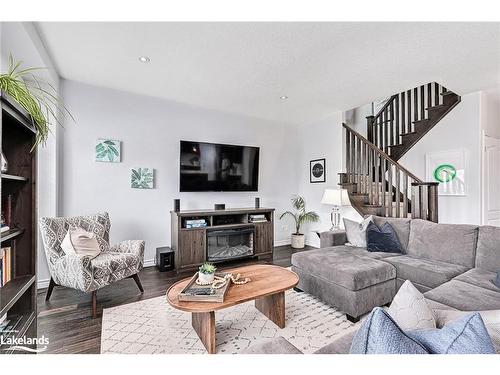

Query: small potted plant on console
left=280, top=195, right=320, bottom=249
left=198, top=262, right=217, bottom=284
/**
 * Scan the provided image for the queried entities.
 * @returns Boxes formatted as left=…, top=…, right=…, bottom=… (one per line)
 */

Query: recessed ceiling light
left=138, top=56, right=151, bottom=63
left=280, top=95, right=288, bottom=100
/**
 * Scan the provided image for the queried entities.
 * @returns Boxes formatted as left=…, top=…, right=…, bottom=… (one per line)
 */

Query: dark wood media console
left=170, top=208, right=274, bottom=272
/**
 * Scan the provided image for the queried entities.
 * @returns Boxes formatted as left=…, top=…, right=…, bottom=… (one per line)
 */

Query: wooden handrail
left=373, top=94, right=398, bottom=120
left=342, top=123, right=422, bottom=183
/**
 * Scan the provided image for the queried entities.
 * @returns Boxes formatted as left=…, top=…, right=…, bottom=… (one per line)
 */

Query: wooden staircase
left=340, top=82, right=461, bottom=222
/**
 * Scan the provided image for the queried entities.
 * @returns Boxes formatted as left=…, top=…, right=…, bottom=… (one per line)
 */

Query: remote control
left=186, top=288, right=215, bottom=295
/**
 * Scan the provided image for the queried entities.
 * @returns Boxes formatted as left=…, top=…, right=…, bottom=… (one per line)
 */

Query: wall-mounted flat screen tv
left=179, top=140, right=260, bottom=192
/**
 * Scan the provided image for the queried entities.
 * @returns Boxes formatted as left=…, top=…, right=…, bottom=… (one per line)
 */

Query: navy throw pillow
left=366, top=221, right=403, bottom=253
left=407, top=313, right=496, bottom=354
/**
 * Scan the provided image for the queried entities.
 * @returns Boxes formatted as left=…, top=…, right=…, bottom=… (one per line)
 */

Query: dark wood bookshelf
left=0, top=92, right=37, bottom=354
left=1, top=228, right=25, bottom=243
left=1, top=174, right=29, bottom=182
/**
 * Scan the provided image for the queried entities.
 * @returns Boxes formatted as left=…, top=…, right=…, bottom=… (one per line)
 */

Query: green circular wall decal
left=433, top=164, right=457, bottom=183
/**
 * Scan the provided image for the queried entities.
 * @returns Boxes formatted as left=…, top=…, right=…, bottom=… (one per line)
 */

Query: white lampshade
left=321, top=189, right=351, bottom=206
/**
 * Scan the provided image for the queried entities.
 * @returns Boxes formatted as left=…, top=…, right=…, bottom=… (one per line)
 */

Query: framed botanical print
left=310, top=158, right=326, bottom=183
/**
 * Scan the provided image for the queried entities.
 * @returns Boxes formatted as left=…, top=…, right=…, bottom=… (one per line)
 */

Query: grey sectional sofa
left=244, top=216, right=500, bottom=354
left=291, top=216, right=500, bottom=321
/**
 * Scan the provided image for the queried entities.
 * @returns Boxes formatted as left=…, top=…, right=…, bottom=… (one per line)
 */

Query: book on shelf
left=0, top=225, right=9, bottom=233
left=1, top=247, right=12, bottom=287
left=249, top=214, right=267, bottom=223
left=0, top=314, right=22, bottom=336
left=249, top=214, right=267, bottom=222
left=186, top=222, right=208, bottom=229
left=185, top=219, right=207, bottom=225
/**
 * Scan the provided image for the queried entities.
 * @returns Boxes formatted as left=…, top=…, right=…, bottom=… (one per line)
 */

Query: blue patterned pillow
left=366, top=222, right=403, bottom=253
left=350, top=307, right=429, bottom=354
left=407, top=313, right=496, bottom=354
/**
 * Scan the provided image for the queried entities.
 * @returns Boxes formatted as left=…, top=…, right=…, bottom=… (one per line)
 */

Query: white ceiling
left=37, top=22, right=500, bottom=125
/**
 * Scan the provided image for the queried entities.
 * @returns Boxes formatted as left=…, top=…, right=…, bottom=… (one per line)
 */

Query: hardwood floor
left=37, top=245, right=313, bottom=354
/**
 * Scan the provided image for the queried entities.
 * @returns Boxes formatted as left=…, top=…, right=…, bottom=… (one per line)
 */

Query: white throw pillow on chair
left=61, top=227, right=101, bottom=259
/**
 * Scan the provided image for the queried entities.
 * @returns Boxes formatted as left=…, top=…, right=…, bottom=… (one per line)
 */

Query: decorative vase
left=291, top=234, right=305, bottom=249
left=198, top=272, right=215, bottom=284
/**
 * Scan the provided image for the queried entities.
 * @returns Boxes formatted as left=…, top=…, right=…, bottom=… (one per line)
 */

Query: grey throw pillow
left=343, top=216, right=373, bottom=248
left=387, top=280, right=436, bottom=330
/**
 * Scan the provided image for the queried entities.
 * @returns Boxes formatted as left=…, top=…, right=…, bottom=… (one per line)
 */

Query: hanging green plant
left=0, top=54, right=73, bottom=149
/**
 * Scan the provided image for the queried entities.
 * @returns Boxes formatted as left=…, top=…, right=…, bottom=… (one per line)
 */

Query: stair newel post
left=387, top=162, right=393, bottom=216
left=428, top=182, right=439, bottom=222
left=411, top=182, right=439, bottom=222
left=395, top=167, right=401, bottom=218
left=366, top=115, right=375, bottom=144
left=411, top=183, right=421, bottom=220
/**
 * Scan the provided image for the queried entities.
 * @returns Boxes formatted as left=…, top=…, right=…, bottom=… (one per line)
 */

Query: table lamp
left=321, top=188, right=351, bottom=230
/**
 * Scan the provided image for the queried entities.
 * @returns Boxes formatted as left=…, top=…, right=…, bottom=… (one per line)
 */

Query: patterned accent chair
left=39, top=212, right=145, bottom=318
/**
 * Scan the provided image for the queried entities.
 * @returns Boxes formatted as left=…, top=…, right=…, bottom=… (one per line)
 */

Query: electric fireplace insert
left=206, top=226, right=255, bottom=262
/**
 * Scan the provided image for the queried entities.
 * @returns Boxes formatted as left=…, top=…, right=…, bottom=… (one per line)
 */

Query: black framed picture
left=310, top=158, right=326, bottom=183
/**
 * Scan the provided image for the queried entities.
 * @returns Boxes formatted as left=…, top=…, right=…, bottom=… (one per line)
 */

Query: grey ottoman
left=291, top=247, right=396, bottom=321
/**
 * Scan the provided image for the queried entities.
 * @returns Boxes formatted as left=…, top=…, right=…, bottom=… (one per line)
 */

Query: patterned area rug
left=101, top=290, right=355, bottom=354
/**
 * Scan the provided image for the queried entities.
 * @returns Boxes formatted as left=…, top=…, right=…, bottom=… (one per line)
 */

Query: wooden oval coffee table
left=167, top=264, right=299, bottom=354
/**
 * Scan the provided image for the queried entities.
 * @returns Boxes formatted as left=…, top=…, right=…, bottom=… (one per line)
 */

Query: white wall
left=1, top=22, right=60, bottom=286
left=398, top=92, right=483, bottom=224
left=58, top=80, right=300, bottom=279
left=293, top=113, right=360, bottom=248
left=481, top=88, right=500, bottom=138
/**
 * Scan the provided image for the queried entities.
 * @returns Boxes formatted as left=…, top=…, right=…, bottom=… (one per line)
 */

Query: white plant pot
left=291, top=234, right=305, bottom=249
left=198, top=272, right=215, bottom=284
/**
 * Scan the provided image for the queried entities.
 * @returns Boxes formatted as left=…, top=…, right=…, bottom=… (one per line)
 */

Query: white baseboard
left=38, top=278, right=50, bottom=289
left=274, top=239, right=291, bottom=247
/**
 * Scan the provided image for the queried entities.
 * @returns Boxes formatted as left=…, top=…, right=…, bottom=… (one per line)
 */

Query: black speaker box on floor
left=156, top=247, right=175, bottom=272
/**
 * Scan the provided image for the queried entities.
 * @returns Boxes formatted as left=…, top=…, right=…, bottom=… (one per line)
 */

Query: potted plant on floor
left=280, top=195, right=320, bottom=249
left=198, top=262, right=217, bottom=284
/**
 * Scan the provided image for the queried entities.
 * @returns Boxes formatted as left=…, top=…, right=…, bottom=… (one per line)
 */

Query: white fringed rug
left=100, top=289, right=355, bottom=354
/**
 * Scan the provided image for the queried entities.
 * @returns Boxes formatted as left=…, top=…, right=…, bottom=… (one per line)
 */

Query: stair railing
left=366, top=82, right=447, bottom=156
left=344, top=123, right=438, bottom=221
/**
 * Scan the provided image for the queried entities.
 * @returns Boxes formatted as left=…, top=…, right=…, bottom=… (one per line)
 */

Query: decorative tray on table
left=177, top=272, right=230, bottom=303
